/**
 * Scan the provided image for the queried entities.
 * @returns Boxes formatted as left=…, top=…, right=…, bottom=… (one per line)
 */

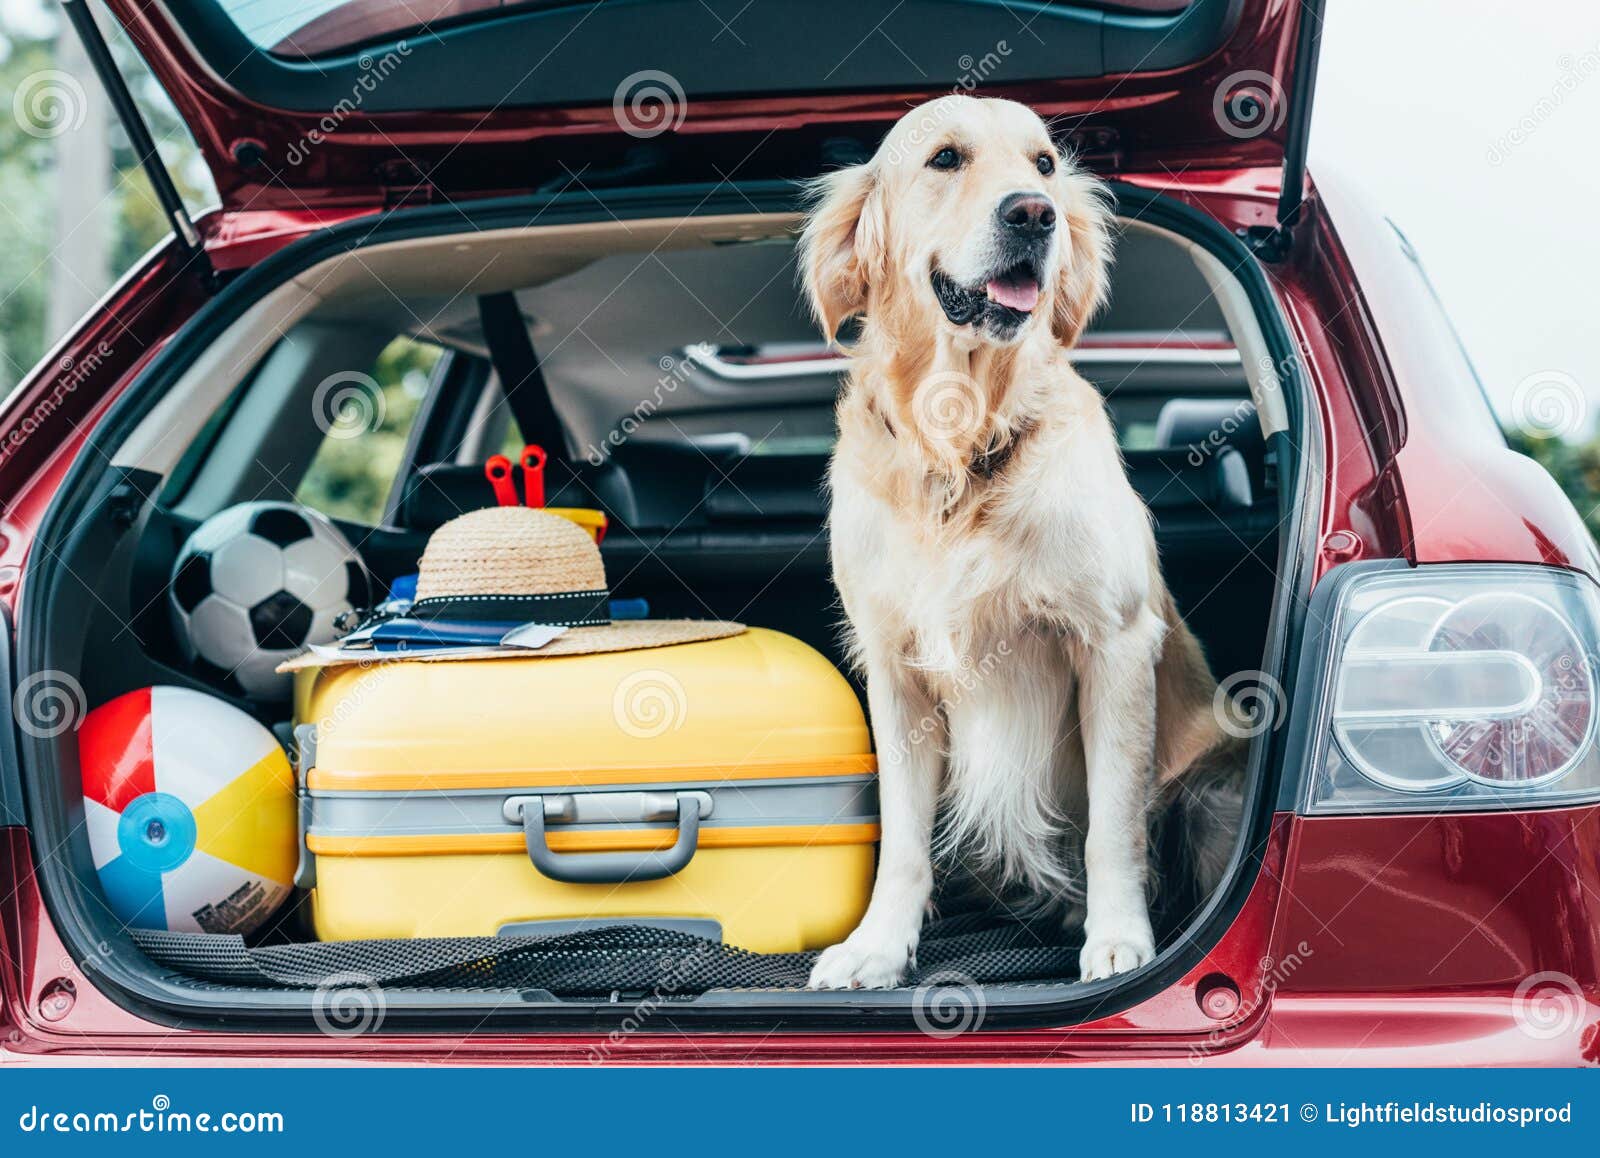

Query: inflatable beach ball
left=78, top=686, right=297, bottom=935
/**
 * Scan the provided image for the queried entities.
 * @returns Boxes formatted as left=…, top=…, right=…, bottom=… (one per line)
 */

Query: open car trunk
left=15, top=180, right=1312, bottom=1031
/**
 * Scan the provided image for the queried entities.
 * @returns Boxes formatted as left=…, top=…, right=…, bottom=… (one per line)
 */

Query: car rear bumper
left=6, top=823, right=1597, bottom=1067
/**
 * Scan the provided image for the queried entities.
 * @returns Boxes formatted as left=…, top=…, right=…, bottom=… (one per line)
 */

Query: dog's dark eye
left=1036, top=152, right=1056, bottom=176
left=928, top=147, right=963, bottom=171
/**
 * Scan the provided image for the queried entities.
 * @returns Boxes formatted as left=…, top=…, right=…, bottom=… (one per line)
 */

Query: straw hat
left=279, top=507, right=742, bottom=670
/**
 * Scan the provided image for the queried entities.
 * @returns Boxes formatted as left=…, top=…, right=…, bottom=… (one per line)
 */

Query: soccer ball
left=170, top=503, right=372, bottom=701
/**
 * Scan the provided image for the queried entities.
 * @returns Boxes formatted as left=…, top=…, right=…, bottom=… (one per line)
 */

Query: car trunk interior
left=16, top=186, right=1305, bottom=1030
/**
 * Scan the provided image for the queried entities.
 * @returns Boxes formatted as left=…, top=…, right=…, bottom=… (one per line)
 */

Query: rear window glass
left=216, top=0, right=344, bottom=51
left=217, top=0, right=429, bottom=54
left=295, top=336, right=442, bottom=524
left=214, top=0, right=1195, bottom=60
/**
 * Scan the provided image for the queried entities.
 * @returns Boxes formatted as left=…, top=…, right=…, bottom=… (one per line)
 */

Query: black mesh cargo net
left=131, top=911, right=1085, bottom=995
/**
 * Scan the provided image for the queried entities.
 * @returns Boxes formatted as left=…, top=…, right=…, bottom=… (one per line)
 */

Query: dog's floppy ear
left=799, top=162, right=886, bottom=341
left=1051, top=165, right=1114, bottom=348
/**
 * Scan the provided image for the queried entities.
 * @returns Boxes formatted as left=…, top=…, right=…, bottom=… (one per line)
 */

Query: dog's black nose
left=997, top=192, right=1055, bottom=234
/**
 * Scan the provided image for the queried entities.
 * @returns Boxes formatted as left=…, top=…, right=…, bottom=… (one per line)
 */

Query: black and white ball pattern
left=170, top=503, right=371, bottom=701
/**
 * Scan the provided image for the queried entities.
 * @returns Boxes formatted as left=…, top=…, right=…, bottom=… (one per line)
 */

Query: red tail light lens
left=1426, top=593, right=1594, bottom=788
left=1307, top=566, right=1600, bottom=814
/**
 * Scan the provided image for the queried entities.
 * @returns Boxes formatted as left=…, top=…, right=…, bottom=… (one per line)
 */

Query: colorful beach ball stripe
left=79, top=686, right=297, bottom=935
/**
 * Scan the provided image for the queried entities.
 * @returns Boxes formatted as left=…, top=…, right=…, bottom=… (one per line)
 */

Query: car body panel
left=1313, top=167, right=1600, bottom=577
left=6, top=811, right=1596, bottom=1065
left=99, top=0, right=1313, bottom=210
left=1274, top=806, right=1600, bottom=998
left=4, top=817, right=1286, bottom=1059
left=0, top=246, right=203, bottom=502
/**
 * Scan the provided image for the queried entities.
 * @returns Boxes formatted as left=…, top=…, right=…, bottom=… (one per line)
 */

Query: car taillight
left=1303, top=564, right=1600, bottom=814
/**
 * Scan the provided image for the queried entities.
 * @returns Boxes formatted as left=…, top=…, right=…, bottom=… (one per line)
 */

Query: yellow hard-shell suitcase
left=292, top=628, right=877, bottom=952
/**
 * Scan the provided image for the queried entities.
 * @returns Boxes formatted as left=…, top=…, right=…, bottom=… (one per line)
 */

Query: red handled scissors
left=520, top=444, right=547, bottom=508
left=484, top=454, right=518, bottom=507
left=485, top=444, right=549, bottom=508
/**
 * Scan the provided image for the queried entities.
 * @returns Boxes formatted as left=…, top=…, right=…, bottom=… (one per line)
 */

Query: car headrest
left=1124, top=446, right=1252, bottom=510
left=1153, top=397, right=1263, bottom=458
left=397, top=440, right=1254, bottom=537
left=397, top=460, right=629, bottom=532
left=702, top=454, right=829, bottom=522
left=693, top=447, right=1251, bottom=519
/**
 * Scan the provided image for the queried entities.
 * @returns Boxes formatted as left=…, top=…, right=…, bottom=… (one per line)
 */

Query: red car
left=4, top=0, right=1599, bottom=1066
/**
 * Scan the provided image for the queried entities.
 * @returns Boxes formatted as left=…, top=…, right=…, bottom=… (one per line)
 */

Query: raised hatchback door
left=93, top=0, right=1322, bottom=212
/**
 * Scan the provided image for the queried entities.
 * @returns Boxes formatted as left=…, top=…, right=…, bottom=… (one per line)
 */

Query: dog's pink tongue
left=986, top=276, right=1039, bottom=312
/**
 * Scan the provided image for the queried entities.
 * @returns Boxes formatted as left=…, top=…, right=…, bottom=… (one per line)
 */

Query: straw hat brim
left=277, top=619, right=745, bottom=674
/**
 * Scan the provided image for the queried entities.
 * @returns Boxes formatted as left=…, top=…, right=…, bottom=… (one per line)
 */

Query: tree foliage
left=1506, top=428, right=1600, bottom=538
left=0, top=17, right=212, bottom=391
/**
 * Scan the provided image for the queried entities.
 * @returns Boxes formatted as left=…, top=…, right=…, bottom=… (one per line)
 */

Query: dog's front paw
left=807, top=933, right=914, bottom=989
left=1079, top=926, right=1155, bottom=982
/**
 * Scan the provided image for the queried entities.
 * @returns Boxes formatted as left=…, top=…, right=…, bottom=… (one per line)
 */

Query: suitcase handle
left=516, top=794, right=702, bottom=883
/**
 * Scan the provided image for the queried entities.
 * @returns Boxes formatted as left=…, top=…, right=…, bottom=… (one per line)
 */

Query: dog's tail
left=1153, top=736, right=1249, bottom=913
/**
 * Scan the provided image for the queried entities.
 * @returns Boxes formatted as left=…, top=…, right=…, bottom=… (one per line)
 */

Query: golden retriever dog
left=800, top=95, right=1243, bottom=989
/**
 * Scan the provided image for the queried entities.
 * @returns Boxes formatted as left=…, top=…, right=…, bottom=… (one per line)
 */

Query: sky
left=1312, top=0, right=1600, bottom=425
left=3, top=0, right=1597, bottom=425
left=0, top=0, right=44, bottom=39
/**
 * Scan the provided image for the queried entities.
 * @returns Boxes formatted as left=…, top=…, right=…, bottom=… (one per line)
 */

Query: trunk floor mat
left=131, top=912, right=1085, bottom=994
